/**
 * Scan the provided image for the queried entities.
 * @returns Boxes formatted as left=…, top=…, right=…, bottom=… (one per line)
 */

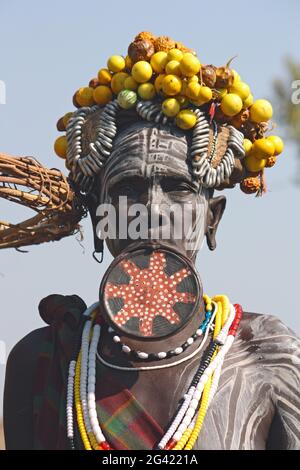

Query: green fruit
left=117, top=89, right=137, bottom=109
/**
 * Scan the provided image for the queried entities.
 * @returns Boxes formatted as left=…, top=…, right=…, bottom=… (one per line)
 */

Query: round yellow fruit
left=162, top=98, right=180, bottom=117
left=150, top=52, right=168, bottom=74
left=124, top=76, right=138, bottom=91
left=54, top=136, right=68, bottom=159
left=125, top=55, right=132, bottom=70
left=97, top=68, right=112, bottom=85
left=93, top=85, right=113, bottom=105
left=229, top=82, right=250, bottom=100
left=132, top=61, right=153, bottom=83
left=187, top=75, right=199, bottom=83
left=250, top=99, right=273, bottom=123
left=244, top=154, right=266, bottom=172
left=175, top=109, right=197, bottom=129
left=165, top=60, right=182, bottom=76
left=243, top=93, right=253, bottom=109
left=62, top=112, right=73, bottom=128
left=252, top=138, right=275, bottom=159
left=75, top=87, right=95, bottom=106
left=180, top=53, right=201, bottom=77
left=185, top=81, right=201, bottom=100
left=243, top=138, right=253, bottom=155
left=162, top=74, right=182, bottom=96
left=198, top=86, right=213, bottom=103
left=267, top=135, right=284, bottom=155
left=154, top=74, right=166, bottom=93
left=107, top=55, right=125, bottom=73
left=138, top=83, right=156, bottom=100
left=111, top=72, right=129, bottom=94
left=221, top=93, right=243, bottom=116
left=167, top=48, right=184, bottom=62
left=232, top=69, right=241, bottom=84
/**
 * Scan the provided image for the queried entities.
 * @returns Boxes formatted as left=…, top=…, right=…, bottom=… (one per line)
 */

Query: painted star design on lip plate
left=104, top=251, right=196, bottom=337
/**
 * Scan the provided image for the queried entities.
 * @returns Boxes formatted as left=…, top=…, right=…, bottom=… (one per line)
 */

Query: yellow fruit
left=243, top=138, right=253, bottom=155
left=97, top=68, right=112, bottom=85
left=267, top=135, right=284, bottom=155
left=93, top=85, right=113, bottom=105
left=111, top=72, right=129, bottom=94
left=75, top=87, right=95, bottom=106
left=185, top=82, right=201, bottom=100
left=175, top=109, right=197, bottom=129
left=62, top=112, right=73, bottom=128
left=162, top=98, right=180, bottom=117
left=197, top=86, right=213, bottom=103
left=229, top=82, right=250, bottom=100
left=150, top=51, right=168, bottom=73
left=180, top=53, right=201, bottom=77
left=125, top=55, right=132, bottom=70
left=154, top=74, right=166, bottom=93
left=162, top=74, right=182, bottom=96
left=132, top=61, right=153, bottom=83
left=124, top=76, right=138, bottom=91
left=250, top=99, right=273, bottom=123
left=187, top=75, right=199, bottom=83
left=138, top=83, right=156, bottom=100
left=165, top=60, right=182, bottom=75
left=220, top=93, right=243, bottom=116
left=252, top=138, right=275, bottom=159
left=167, top=48, right=184, bottom=62
left=54, top=136, right=68, bottom=159
left=107, top=55, right=126, bottom=73
left=232, top=69, right=241, bottom=84
left=243, top=93, right=253, bottom=109
left=244, top=154, right=266, bottom=172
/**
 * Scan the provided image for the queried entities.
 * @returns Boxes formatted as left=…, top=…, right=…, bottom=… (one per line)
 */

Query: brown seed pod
left=174, top=41, right=194, bottom=54
left=56, top=117, right=65, bottom=132
left=215, top=66, right=234, bottom=88
left=230, top=108, right=250, bottom=129
left=128, top=39, right=155, bottom=63
left=201, top=64, right=217, bottom=88
left=154, top=36, right=176, bottom=52
left=135, top=31, right=156, bottom=45
left=265, top=156, right=277, bottom=168
left=89, top=77, right=100, bottom=88
left=240, top=176, right=261, bottom=194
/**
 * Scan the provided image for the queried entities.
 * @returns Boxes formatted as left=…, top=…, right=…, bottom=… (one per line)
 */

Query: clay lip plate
left=99, top=245, right=201, bottom=340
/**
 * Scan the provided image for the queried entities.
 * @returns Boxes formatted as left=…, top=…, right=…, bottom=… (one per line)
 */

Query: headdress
left=0, top=32, right=284, bottom=249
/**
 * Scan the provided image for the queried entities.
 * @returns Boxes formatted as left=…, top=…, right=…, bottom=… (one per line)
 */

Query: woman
left=2, top=32, right=300, bottom=450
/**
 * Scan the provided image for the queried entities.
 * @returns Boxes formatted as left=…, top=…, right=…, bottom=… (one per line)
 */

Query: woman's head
left=82, top=113, right=226, bottom=261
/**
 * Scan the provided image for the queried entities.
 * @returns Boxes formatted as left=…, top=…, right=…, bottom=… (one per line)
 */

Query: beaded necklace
left=66, top=294, right=243, bottom=450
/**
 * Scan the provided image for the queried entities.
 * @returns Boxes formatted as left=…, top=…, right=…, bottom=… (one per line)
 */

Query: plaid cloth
left=33, top=294, right=164, bottom=450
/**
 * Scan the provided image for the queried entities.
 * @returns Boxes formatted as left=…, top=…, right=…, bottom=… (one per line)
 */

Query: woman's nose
left=146, top=184, right=167, bottom=228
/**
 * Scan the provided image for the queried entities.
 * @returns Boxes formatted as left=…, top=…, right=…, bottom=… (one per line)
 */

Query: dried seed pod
left=230, top=108, right=250, bottom=129
left=56, top=117, right=65, bottom=132
left=215, top=66, right=234, bottom=88
left=240, top=176, right=261, bottom=194
left=265, top=156, right=277, bottom=168
left=201, top=64, right=217, bottom=88
left=89, top=77, right=100, bottom=88
left=128, top=39, right=155, bottom=63
left=154, top=36, right=176, bottom=52
left=175, top=41, right=194, bottom=54
left=135, top=31, right=156, bottom=45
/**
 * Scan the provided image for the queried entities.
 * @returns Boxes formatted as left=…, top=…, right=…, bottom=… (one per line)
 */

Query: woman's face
left=92, top=124, right=225, bottom=261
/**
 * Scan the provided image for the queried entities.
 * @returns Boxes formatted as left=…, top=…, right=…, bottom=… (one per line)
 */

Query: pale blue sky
left=1, top=0, right=300, bottom=415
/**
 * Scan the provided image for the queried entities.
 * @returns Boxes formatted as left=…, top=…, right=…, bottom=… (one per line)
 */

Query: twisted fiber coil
left=0, top=153, right=84, bottom=249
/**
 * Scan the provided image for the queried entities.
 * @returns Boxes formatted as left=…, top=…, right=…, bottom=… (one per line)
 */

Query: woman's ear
left=205, top=196, right=226, bottom=251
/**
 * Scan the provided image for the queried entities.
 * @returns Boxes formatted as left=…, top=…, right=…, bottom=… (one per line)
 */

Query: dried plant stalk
left=0, top=153, right=85, bottom=249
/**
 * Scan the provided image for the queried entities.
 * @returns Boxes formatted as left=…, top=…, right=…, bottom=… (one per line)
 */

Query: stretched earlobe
left=206, top=196, right=226, bottom=251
